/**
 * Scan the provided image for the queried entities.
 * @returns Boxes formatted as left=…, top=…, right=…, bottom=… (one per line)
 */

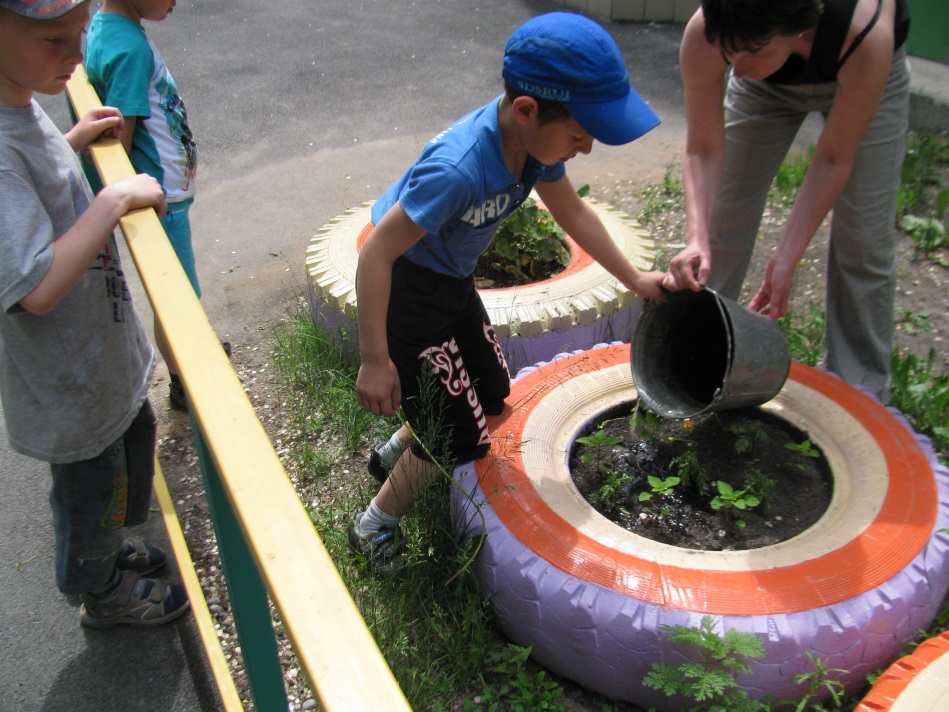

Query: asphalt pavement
left=2, top=0, right=945, bottom=710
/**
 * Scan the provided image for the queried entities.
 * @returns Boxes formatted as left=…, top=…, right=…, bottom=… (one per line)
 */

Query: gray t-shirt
left=0, top=101, right=155, bottom=463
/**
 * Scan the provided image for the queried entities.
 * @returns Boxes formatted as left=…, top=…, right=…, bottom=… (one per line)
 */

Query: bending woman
left=664, top=0, right=910, bottom=401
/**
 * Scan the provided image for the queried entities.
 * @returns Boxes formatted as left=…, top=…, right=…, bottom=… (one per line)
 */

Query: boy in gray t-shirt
left=0, top=0, right=189, bottom=627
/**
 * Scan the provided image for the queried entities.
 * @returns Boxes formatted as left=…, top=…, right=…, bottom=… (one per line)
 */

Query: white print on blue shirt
left=460, top=193, right=513, bottom=228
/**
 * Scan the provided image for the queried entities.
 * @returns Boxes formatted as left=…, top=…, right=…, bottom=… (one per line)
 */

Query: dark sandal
left=116, top=538, right=167, bottom=576
left=80, top=571, right=190, bottom=628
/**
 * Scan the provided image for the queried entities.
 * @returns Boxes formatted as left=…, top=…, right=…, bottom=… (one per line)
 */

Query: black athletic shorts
left=385, top=257, right=510, bottom=464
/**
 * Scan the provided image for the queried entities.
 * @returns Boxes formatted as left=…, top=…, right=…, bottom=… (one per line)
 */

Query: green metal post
left=191, top=418, right=287, bottom=711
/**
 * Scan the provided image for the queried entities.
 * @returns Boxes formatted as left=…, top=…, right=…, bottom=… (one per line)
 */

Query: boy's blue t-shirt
left=371, top=96, right=566, bottom=279
left=85, top=12, right=197, bottom=203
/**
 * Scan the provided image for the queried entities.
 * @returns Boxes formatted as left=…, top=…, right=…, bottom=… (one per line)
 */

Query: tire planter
left=305, top=198, right=653, bottom=371
left=855, top=630, right=949, bottom=711
left=450, top=343, right=949, bottom=709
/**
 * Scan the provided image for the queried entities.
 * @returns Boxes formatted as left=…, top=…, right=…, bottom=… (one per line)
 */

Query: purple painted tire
left=450, top=344, right=949, bottom=709
left=305, top=198, right=653, bottom=372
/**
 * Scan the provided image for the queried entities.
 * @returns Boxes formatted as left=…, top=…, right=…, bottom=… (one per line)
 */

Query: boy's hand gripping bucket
left=631, top=289, right=791, bottom=419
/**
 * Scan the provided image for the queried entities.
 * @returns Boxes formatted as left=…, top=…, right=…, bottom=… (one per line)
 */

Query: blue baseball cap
left=502, top=12, right=661, bottom=146
left=0, top=0, right=87, bottom=19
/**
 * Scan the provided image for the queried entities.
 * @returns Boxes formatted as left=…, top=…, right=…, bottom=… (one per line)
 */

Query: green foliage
left=669, top=448, right=710, bottom=494
left=271, top=299, right=390, bottom=470
left=479, top=184, right=599, bottom=283
left=710, top=480, right=761, bottom=528
left=481, top=645, right=566, bottom=712
left=724, top=420, right=776, bottom=511
left=643, top=616, right=768, bottom=711
left=591, top=469, right=635, bottom=511
left=742, top=467, right=776, bottom=513
left=638, top=166, right=684, bottom=225
left=784, top=439, right=820, bottom=459
left=898, top=131, right=949, bottom=218
left=577, top=421, right=635, bottom=511
left=481, top=197, right=569, bottom=282
left=788, top=654, right=847, bottom=711
left=629, top=400, right=665, bottom=439
left=897, top=132, right=949, bottom=266
left=770, top=147, right=813, bottom=205
left=889, top=347, right=949, bottom=463
left=895, top=308, right=933, bottom=336
left=726, top=419, right=771, bottom=457
left=777, top=305, right=826, bottom=367
left=576, top=426, right=622, bottom=451
left=900, top=201, right=947, bottom=264
left=639, top=474, right=681, bottom=502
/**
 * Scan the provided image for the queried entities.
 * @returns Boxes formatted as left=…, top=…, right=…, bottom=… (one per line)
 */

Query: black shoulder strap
left=838, top=0, right=882, bottom=68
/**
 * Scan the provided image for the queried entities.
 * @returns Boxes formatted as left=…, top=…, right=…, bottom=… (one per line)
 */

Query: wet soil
left=570, top=404, right=834, bottom=550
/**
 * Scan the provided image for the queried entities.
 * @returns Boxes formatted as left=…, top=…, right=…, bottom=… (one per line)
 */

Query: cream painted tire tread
left=450, top=344, right=949, bottom=710
left=305, top=199, right=654, bottom=370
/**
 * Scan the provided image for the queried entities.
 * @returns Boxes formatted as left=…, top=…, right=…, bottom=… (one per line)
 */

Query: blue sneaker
left=347, top=514, right=405, bottom=570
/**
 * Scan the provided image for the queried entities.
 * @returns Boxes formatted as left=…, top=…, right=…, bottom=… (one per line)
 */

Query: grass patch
left=269, top=301, right=576, bottom=711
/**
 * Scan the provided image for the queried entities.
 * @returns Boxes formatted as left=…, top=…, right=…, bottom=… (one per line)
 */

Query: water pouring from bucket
left=630, top=289, right=791, bottom=419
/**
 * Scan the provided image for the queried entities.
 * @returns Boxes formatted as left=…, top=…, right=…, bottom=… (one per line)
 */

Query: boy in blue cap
left=350, top=12, right=666, bottom=569
left=0, top=0, right=189, bottom=626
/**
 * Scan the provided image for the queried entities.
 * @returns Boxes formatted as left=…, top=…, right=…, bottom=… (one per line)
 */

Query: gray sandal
left=81, top=571, right=190, bottom=628
left=116, top=538, right=167, bottom=576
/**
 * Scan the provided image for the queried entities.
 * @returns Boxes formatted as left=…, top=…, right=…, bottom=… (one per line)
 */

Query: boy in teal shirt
left=84, top=0, right=205, bottom=411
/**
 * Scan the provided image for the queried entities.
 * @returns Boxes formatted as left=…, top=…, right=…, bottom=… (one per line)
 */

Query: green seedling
left=669, top=448, right=709, bottom=494
left=726, top=418, right=770, bottom=456
left=710, top=481, right=760, bottom=529
left=638, top=475, right=680, bottom=502
left=591, top=470, right=635, bottom=512
left=785, top=439, right=820, bottom=459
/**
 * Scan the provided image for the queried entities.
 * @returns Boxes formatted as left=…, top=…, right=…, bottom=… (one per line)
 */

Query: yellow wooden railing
left=67, top=66, right=410, bottom=711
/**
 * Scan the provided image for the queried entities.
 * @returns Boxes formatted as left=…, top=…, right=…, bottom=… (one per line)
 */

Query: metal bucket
left=630, top=289, right=791, bottom=418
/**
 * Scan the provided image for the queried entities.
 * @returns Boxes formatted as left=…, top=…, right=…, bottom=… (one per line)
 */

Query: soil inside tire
left=473, top=251, right=566, bottom=289
left=570, top=404, right=834, bottom=551
left=474, top=259, right=565, bottom=289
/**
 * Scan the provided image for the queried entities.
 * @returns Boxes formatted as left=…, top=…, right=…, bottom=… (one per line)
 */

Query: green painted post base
left=191, top=419, right=287, bottom=711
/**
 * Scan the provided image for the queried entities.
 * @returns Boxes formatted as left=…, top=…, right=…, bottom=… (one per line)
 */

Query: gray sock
left=357, top=497, right=401, bottom=536
left=377, top=430, right=409, bottom=468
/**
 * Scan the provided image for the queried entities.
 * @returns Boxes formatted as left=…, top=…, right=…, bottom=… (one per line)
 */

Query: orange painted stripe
left=355, top=222, right=373, bottom=251
left=477, top=345, right=937, bottom=615
left=353, top=217, right=594, bottom=287
left=854, top=631, right=949, bottom=711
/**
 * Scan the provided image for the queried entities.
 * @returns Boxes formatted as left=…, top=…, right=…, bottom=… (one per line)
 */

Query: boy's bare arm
left=63, top=107, right=125, bottom=154
left=354, top=203, right=426, bottom=417
left=19, top=174, right=166, bottom=315
left=112, top=115, right=138, bottom=153
left=535, top=177, right=668, bottom=300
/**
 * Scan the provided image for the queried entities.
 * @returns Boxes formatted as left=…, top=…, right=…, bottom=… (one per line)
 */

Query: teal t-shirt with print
left=84, top=12, right=197, bottom=203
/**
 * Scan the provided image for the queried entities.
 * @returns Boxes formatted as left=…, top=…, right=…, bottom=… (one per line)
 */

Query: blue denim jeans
left=48, top=400, right=157, bottom=595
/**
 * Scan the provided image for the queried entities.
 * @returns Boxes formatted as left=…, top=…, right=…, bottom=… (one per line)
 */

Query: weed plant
left=898, top=131, right=949, bottom=265
left=638, top=166, right=684, bottom=225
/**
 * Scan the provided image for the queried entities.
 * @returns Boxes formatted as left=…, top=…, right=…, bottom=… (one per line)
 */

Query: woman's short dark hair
left=702, top=0, right=822, bottom=53
left=503, top=82, right=573, bottom=125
